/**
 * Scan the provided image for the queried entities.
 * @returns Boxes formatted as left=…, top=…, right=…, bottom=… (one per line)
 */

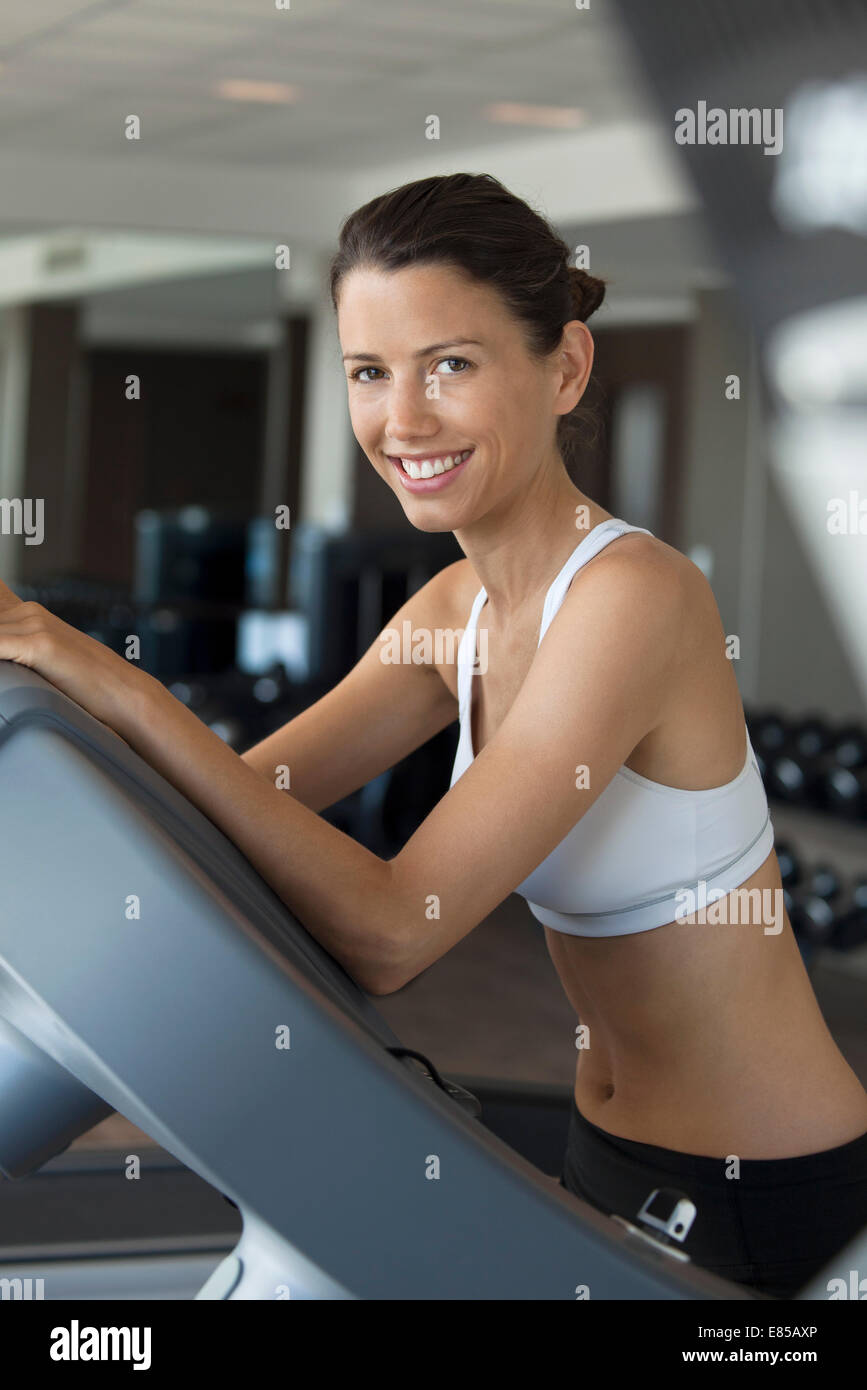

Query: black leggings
left=559, top=1095, right=867, bottom=1298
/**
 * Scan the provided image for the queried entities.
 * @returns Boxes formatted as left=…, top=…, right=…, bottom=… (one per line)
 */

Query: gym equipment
left=745, top=709, right=790, bottom=788
left=13, top=571, right=239, bottom=683
left=746, top=707, right=867, bottom=820
left=162, top=664, right=453, bottom=854
left=289, top=523, right=462, bottom=685
left=783, top=852, right=867, bottom=960
left=770, top=736, right=867, bottom=817
left=791, top=717, right=837, bottom=761
left=133, top=508, right=249, bottom=606
left=747, top=709, right=790, bottom=758
left=168, top=665, right=307, bottom=754
left=807, top=865, right=843, bottom=904
left=766, top=715, right=836, bottom=807
left=774, top=839, right=802, bottom=890
left=788, top=889, right=837, bottom=949
left=830, top=880, right=867, bottom=954
left=0, top=658, right=790, bottom=1301
left=823, top=762, right=867, bottom=822
left=0, top=1078, right=585, bottom=1297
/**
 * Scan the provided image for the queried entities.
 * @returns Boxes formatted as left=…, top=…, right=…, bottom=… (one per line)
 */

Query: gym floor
left=73, top=792, right=867, bottom=1155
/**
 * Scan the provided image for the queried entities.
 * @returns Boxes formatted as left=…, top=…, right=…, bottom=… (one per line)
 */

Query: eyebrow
left=341, top=338, right=484, bottom=363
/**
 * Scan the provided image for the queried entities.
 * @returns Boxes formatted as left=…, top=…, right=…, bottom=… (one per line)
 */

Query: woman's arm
left=0, top=540, right=684, bottom=997
left=241, top=562, right=462, bottom=811
left=0, top=582, right=406, bottom=993
left=114, top=671, right=404, bottom=993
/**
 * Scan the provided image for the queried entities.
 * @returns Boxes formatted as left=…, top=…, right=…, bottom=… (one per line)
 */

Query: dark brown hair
left=329, top=172, right=607, bottom=470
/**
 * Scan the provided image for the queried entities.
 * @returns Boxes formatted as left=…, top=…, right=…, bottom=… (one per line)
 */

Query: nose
left=384, top=373, right=441, bottom=442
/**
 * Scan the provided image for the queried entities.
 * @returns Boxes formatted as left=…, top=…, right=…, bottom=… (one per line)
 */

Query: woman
left=1, top=172, right=865, bottom=1299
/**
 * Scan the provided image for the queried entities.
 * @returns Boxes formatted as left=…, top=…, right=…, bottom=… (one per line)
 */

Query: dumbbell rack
left=772, top=802, right=867, bottom=980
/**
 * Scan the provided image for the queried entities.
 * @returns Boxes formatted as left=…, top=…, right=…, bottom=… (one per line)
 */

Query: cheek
left=481, top=369, right=530, bottom=420
left=347, top=396, right=378, bottom=440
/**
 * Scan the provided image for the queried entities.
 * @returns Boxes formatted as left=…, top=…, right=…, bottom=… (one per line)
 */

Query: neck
left=454, top=468, right=609, bottom=621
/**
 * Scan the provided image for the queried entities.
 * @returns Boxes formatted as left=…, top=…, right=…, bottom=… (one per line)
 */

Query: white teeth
left=399, top=447, right=471, bottom=479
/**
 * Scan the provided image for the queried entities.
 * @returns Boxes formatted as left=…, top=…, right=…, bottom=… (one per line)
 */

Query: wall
left=679, top=289, right=863, bottom=722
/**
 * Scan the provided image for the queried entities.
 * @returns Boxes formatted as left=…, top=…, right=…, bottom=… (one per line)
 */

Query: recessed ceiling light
left=215, top=79, right=300, bottom=104
left=484, top=102, right=586, bottom=129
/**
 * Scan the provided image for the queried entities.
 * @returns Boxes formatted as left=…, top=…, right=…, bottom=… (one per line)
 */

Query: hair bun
left=566, top=265, right=606, bottom=323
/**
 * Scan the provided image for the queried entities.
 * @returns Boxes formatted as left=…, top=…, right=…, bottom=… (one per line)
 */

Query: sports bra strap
left=457, top=519, right=653, bottom=713
left=537, top=520, right=652, bottom=647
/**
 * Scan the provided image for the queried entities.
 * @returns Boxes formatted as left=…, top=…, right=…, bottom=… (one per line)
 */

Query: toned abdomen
left=543, top=858, right=867, bottom=1157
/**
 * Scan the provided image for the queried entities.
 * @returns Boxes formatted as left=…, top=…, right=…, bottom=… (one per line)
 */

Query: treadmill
left=1, top=662, right=862, bottom=1299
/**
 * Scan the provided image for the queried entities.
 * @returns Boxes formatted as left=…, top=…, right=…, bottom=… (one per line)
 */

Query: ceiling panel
left=0, top=0, right=93, bottom=49
left=0, top=0, right=654, bottom=170
left=69, top=8, right=270, bottom=53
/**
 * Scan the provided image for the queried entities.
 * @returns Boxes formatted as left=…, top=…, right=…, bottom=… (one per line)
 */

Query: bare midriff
left=545, top=850, right=867, bottom=1159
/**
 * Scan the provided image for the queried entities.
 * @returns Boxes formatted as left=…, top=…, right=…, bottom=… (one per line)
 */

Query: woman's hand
left=0, top=577, right=148, bottom=733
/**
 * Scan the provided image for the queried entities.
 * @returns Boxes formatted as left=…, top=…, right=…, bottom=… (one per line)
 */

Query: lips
left=389, top=448, right=473, bottom=479
left=387, top=447, right=474, bottom=493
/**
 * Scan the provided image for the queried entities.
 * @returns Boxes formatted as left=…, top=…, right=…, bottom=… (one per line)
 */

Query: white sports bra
left=449, top=518, right=775, bottom=937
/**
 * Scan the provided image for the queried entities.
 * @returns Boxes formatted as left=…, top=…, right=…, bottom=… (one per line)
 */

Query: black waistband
left=568, top=1094, right=867, bottom=1188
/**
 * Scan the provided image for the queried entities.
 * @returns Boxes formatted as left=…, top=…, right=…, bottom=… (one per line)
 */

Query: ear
left=554, top=319, right=594, bottom=416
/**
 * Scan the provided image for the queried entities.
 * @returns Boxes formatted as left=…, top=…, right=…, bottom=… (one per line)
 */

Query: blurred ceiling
left=0, top=1, right=722, bottom=320
left=0, top=0, right=700, bottom=244
left=0, top=0, right=654, bottom=168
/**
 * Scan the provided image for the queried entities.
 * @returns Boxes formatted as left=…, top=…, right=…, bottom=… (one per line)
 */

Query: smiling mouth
left=387, top=448, right=474, bottom=480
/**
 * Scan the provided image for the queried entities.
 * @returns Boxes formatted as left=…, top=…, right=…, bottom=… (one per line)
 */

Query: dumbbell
left=790, top=717, right=837, bottom=760
left=767, top=722, right=867, bottom=815
left=830, top=879, right=867, bottom=952
left=765, top=714, right=836, bottom=806
left=807, top=864, right=843, bottom=902
left=746, top=708, right=801, bottom=794
left=783, top=887, right=817, bottom=971
left=823, top=765, right=867, bottom=822
left=747, top=709, right=790, bottom=756
left=774, top=840, right=802, bottom=890
left=787, top=892, right=836, bottom=948
left=803, top=724, right=867, bottom=819
left=746, top=709, right=791, bottom=785
left=786, top=863, right=844, bottom=948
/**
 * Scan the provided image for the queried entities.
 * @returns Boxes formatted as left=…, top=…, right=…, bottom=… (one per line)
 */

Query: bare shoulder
left=572, top=529, right=695, bottom=608
left=615, top=533, right=724, bottom=632
left=556, top=530, right=720, bottom=662
left=431, top=532, right=713, bottom=631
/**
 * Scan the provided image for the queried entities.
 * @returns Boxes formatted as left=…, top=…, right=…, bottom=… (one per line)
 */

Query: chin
left=398, top=503, right=457, bottom=535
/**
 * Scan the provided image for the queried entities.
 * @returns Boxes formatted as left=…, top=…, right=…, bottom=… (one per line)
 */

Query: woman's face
left=337, top=262, right=582, bottom=531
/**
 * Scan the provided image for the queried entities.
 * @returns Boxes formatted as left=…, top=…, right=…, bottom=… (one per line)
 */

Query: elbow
left=358, top=861, right=414, bottom=995
left=358, top=967, right=405, bottom=998
left=357, top=864, right=419, bottom=996
left=364, top=974, right=400, bottom=998
left=360, top=925, right=415, bottom=997
left=361, top=951, right=412, bottom=998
